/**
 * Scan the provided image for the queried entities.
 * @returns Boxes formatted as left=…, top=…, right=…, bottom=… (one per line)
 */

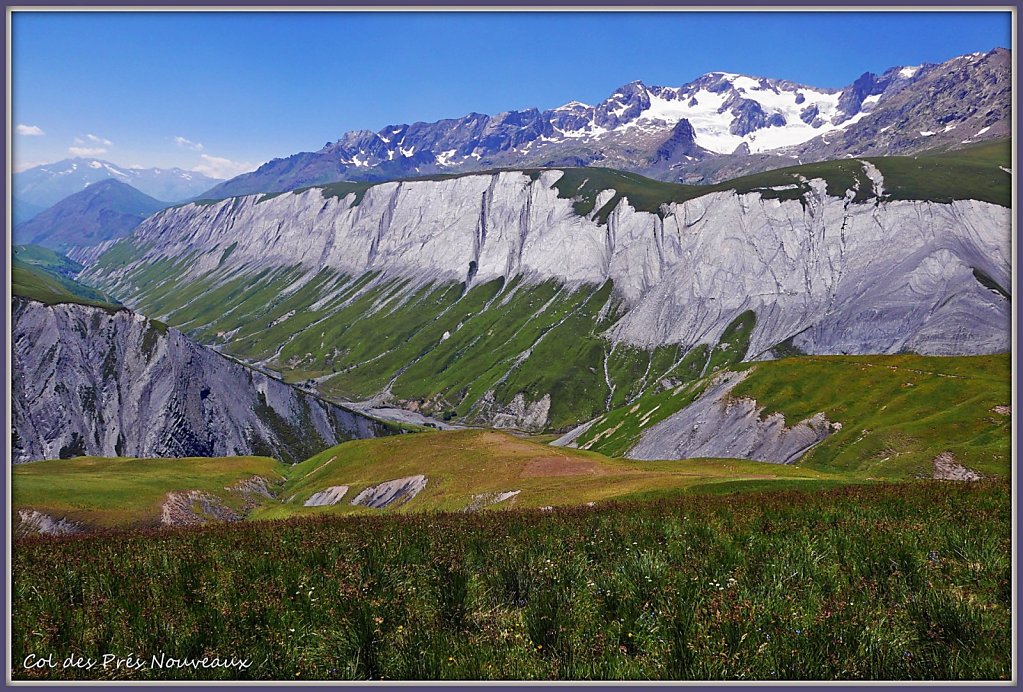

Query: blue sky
left=12, top=10, right=1012, bottom=178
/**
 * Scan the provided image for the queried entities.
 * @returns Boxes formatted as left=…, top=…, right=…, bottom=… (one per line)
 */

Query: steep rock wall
left=79, top=169, right=1010, bottom=359
left=627, top=370, right=835, bottom=463
left=12, top=298, right=393, bottom=463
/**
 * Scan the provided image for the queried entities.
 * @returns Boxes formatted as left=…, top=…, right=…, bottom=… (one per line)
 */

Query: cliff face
left=82, top=168, right=1010, bottom=359
left=626, top=370, right=834, bottom=463
left=12, top=298, right=393, bottom=464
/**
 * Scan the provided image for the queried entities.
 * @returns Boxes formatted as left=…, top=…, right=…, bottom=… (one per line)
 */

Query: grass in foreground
left=12, top=481, right=1010, bottom=681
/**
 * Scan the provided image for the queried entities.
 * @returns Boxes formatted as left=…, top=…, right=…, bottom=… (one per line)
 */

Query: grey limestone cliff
left=81, top=167, right=1010, bottom=360
left=627, top=370, right=834, bottom=463
left=12, top=298, right=394, bottom=463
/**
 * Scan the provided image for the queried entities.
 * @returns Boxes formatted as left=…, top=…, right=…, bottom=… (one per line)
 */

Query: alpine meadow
left=7, top=10, right=1015, bottom=683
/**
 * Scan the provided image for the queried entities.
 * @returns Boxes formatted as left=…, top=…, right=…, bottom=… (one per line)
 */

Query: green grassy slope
left=13, top=243, right=84, bottom=275
left=12, top=262, right=121, bottom=311
left=730, top=354, right=1011, bottom=478
left=260, top=429, right=851, bottom=519
left=576, top=354, right=1010, bottom=479
left=82, top=260, right=757, bottom=431
left=13, top=481, right=1010, bottom=680
left=12, top=455, right=285, bottom=529
left=14, top=353, right=1005, bottom=531
left=13, top=430, right=853, bottom=531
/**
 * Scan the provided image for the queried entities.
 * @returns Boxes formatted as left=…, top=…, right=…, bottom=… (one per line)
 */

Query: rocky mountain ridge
left=14, top=158, right=221, bottom=222
left=12, top=298, right=395, bottom=463
left=13, top=179, right=168, bottom=251
left=202, top=48, right=1009, bottom=198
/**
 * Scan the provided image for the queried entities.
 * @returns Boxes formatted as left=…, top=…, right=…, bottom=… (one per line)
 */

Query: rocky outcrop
left=350, top=475, right=428, bottom=508
left=472, top=392, right=553, bottom=432
left=654, top=119, right=704, bottom=162
left=628, top=370, right=835, bottom=463
left=161, top=491, right=239, bottom=526
left=464, top=490, right=521, bottom=512
left=16, top=510, right=84, bottom=538
left=228, top=475, right=280, bottom=512
left=932, top=452, right=982, bottom=481
left=11, top=298, right=395, bottom=463
left=304, top=486, right=350, bottom=507
left=551, top=419, right=598, bottom=448
left=801, top=49, right=1011, bottom=162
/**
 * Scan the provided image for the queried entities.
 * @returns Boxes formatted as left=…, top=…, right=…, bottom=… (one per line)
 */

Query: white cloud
left=68, top=133, right=113, bottom=157
left=73, top=133, right=112, bottom=146
left=174, top=135, right=204, bottom=152
left=14, top=159, right=49, bottom=172
left=69, top=146, right=108, bottom=157
left=16, top=124, right=45, bottom=136
left=192, top=154, right=256, bottom=179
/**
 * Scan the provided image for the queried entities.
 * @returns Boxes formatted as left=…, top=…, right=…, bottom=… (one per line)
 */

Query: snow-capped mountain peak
left=555, top=100, right=590, bottom=111
left=200, top=48, right=1009, bottom=200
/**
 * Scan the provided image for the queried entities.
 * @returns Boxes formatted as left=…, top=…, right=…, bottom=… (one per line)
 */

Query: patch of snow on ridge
left=836, top=110, right=870, bottom=129
left=648, top=84, right=846, bottom=155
